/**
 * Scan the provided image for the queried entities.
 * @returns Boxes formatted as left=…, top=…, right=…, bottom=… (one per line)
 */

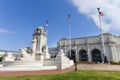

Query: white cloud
left=69, top=0, right=120, bottom=32
left=0, top=28, right=15, bottom=34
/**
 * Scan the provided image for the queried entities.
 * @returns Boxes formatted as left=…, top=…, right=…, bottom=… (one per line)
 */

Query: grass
left=0, top=70, right=120, bottom=80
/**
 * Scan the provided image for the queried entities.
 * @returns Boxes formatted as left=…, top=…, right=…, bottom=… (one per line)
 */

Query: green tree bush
left=0, top=56, right=3, bottom=62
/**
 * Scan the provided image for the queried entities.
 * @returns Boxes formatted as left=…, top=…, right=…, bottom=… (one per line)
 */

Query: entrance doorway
left=91, top=49, right=102, bottom=63
left=68, top=50, right=75, bottom=60
left=79, top=50, right=88, bottom=61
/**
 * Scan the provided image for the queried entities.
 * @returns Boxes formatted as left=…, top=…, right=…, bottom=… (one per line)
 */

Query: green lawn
left=0, top=70, right=120, bottom=80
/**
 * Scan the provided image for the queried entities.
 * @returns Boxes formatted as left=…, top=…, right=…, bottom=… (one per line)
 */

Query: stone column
left=44, top=45, right=50, bottom=59
left=87, top=44, right=91, bottom=62
left=113, top=44, right=118, bottom=62
left=109, top=43, right=118, bottom=62
left=76, top=46, right=78, bottom=61
left=63, top=41, right=66, bottom=55
left=86, top=38, right=91, bottom=62
left=39, top=35, right=42, bottom=53
left=74, top=40, right=78, bottom=61
left=31, top=39, right=37, bottom=53
left=58, top=40, right=62, bottom=50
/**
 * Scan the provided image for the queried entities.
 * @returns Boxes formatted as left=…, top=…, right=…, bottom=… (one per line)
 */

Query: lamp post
left=74, top=46, right=77, bottom=71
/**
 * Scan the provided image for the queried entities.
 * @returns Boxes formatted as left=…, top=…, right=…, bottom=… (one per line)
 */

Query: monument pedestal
left=55, top=49, right=74, bottom=69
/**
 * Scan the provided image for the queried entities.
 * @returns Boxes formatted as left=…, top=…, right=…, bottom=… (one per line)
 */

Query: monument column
left=109, top=43, right=118, bottom=62
left=87, top=44, right=91, bottom=62
left=32, top=27, right=48, bottom=61
left=74, top=40, right=78, bottom=61
left=31, top=38, right=37, bottom=53
left=86, top=38, right=91, bottom=62
left=64, top=41, right=67, bottom=55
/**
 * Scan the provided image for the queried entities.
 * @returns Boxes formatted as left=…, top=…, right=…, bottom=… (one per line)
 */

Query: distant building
left=49, top=33, right=120, bottom=63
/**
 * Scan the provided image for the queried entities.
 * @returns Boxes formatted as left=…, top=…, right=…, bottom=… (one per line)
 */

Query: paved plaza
left=0, top=64, right=120, bottom=76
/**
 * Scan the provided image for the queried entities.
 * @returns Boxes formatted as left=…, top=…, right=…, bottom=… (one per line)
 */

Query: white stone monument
left=20, top=26, right=50, bottom=62
left=0, top=26, right=73, bottom=71
left=55, top=49, right=74, bottom=69
left=4, top=53, right=15, bottom=61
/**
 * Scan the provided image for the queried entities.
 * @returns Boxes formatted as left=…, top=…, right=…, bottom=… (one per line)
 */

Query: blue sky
left=0, top=0, right=119, bottom=51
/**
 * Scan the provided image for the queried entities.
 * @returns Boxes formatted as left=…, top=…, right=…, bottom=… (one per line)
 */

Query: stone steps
left=3, top=61, right=43, bottom=66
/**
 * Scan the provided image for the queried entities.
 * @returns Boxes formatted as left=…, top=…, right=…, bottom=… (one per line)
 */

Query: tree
left=0, top=56, right=3, bottom=62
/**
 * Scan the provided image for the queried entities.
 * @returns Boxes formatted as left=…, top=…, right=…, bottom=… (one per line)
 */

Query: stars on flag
left=97, top=7, right=104, bottom=16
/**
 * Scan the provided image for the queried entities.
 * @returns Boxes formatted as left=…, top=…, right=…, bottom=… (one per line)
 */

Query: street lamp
left=74, top=46, right=77, bottom=71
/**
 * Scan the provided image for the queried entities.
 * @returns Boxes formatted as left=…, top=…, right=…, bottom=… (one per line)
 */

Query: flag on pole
left=45, top=20, right=48, bottom=28
left=97, top=7, right=104, bottom=16
left=68, top=14, right=71, bottom=23
left=99, top=12, right=104, bottom=16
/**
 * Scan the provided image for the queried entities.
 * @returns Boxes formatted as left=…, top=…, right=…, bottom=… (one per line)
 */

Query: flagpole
left=45, top=20, right=48, bottom=45
left=97, top=8, right=106, bottom=63
left=68, top=14, right=71, bottom=59
left=44, top=20, right=49, bottom=60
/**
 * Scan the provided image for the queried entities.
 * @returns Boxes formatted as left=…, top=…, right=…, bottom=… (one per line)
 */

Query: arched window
left=79, top=49, right=88, bottom=61
left=91, top=49, right=102, bottom=63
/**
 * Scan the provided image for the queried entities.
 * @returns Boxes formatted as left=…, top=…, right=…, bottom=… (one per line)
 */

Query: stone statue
left=55, top=49, right=74, bottom=69
left=20, top=48, right=31, bottom=58
left=58, top=49, right=65, bottom=56
left=20, top=48, right=35, bottom=61
left=19, top=26, right=50, bottom=61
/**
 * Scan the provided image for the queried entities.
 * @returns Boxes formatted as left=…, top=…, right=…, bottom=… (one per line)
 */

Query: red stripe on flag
left=99, top=12, right=104, bottom=16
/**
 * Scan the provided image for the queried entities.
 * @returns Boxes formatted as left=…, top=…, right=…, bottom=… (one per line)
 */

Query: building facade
left=49, top=33, right=120, bottom=63
left=0, top=30, right=120, bottom=63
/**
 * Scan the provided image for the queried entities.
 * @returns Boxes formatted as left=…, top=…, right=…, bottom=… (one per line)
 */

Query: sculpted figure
left=59, top=49, right=65, bottom=56
left=20, top=48, right=31, bottom=58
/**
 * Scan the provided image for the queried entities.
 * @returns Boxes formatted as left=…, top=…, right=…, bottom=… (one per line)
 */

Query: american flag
left=99, top=12, right=104, bottom=16
left=97, top=8, right=104, bottom=16
left=46, top=20, right=48, bottom=27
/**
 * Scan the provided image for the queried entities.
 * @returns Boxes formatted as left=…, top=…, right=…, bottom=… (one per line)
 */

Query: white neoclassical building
left=49, top=33, right=120, bottom=63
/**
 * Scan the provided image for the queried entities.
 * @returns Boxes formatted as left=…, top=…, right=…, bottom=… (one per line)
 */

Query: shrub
left=109, top=61, right=120, bottom=65
left=0, top=56, right=3, bottom=62
left=76, top=61, right=95, bottom=64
